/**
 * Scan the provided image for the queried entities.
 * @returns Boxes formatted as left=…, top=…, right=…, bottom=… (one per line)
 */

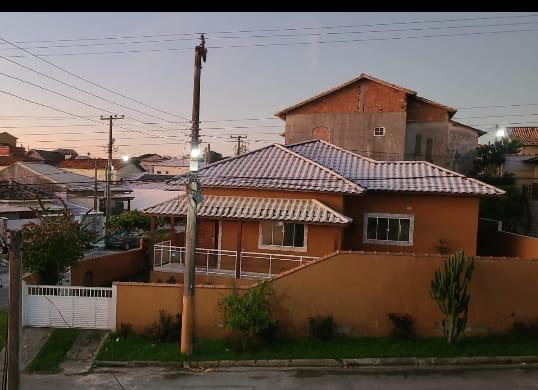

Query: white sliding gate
left=23, top=284, right=116, bottom=330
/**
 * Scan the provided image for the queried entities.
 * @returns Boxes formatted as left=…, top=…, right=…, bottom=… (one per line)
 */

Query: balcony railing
left=153, top=241, right=317, bottom=280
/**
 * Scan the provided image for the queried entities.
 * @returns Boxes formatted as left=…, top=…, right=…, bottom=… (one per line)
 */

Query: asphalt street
left=20, top=365, right=538, bottom=389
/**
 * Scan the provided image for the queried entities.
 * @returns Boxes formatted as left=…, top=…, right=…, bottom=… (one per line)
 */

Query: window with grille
left=363, top=213, right=414, bottom=246
left=374, top=127, right=385, bottom=136
left=415, top=134, right=423, bottom=157
left=260, top=222, right=305, bottom=249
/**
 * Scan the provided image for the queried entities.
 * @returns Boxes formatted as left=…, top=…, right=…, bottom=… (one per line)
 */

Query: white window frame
left=258, top=222, right=308, bottom=253
left=362, top=213, right=414, bottom=246
left=374, top=127, right=385, bottom=137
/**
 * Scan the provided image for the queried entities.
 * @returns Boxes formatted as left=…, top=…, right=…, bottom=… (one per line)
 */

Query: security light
left=122, top=155, right=130, bottom=162
left=190, top=147, right=201, bottom=159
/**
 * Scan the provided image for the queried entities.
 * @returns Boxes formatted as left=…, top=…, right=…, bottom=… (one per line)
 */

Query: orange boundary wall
left=115, top=251, right=538, bottom=339
left=477, top=218, right=538, bottom=259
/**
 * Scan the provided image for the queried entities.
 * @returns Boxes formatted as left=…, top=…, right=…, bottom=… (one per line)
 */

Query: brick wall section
left=115, top=251, right=538, bottom=339
left=71, top=248, right=147, bottom=286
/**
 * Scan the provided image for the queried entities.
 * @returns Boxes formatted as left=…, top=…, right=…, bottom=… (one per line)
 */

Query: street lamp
left=122, top=155, right=130, bottom=162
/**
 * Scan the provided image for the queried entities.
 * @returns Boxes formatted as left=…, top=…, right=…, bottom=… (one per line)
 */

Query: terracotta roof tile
left=507, top=127, right=538, bottom=146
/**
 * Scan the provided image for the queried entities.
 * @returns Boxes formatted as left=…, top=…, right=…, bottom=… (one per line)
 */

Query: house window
left=156, top=170, right=161, bottom=174
left=415, top=134, right=422, bottom=157
left=259, top=222, right=306, bottom=250
left=425, top=138, right=433, bottom=162
left=374, top=127, right=385, bottom=136
left=363, top=213, right=414, bottom=246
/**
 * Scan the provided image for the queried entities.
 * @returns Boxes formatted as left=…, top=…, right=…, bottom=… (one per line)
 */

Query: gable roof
left=26, top=149, right=65, bottom=164
left=169, top=143, right=364, bottom=194
left=507, top=127, right=538, bottom=146
left=274, top=73, right=458, bottom=119
left=287, top=140, right=503, bottom=195
left=58, top=158, right=123, bottom=170
left=449, top=120, right=487, bottom=136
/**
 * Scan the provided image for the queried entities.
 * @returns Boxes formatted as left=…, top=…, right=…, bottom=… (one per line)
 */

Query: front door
left=196, top=219, right=218, bottom=268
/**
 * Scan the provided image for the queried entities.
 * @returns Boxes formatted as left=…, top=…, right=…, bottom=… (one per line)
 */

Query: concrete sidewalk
left=0, top=327, right=53, bottom=373
left=60, top=330, right=108, bottom=375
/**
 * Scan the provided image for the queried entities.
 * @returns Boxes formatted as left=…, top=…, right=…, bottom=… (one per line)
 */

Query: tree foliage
left=430, top=251, right=474, bottom=344
left=105, top=210, right=152, bottom=232
left=22, top=203, right=95, bottom=285
left=472, top=139, right=522, bottom=177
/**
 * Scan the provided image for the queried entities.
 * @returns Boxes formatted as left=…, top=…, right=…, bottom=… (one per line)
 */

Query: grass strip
left=26, top=329, right=80, bottom=373
left=97, top=333, right=538, bottom=362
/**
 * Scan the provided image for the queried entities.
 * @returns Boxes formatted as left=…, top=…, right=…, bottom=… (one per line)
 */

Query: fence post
left=206, top=251, right=209, bottom=274
left=268, top=253, right=272, bottom=278
left=110, top=284, right=117, bottom=330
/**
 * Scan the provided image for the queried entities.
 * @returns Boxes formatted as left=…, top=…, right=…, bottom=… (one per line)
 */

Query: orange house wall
left=406, top=97, right=449, bottom=122
left=343, top=193, right=480, bottom=255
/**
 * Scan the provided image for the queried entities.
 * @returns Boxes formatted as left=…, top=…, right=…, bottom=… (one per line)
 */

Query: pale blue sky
left=0, top=12, right=537, bottom=158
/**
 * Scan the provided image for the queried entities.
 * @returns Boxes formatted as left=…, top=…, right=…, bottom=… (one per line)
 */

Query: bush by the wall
left=145, top=310, right=180, bottom=343
left=387, top=313, right=415, bottom=339
left=219, top=281, right=276, bottom=350
left=512, top=320, right=538, bottom=337
left=308, top=315, right=336, bottom=340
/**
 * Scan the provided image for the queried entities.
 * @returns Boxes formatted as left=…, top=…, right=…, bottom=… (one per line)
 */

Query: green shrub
left=145, top=310, right=180, bottom=343
left=118, top=323, right=132, bottom=338
left=512, top=320, right=538, bottom=337
left=388, top=313, right=415, bottom=339
left=308, top=315, right=336, bottom=340
left=219, top=281, right=275, bottom=350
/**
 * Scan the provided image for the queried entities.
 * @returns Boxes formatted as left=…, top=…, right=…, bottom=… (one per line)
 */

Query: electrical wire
left=0, top=36, right=190, bottom=121
left=4, top=26, right=538, bottom=57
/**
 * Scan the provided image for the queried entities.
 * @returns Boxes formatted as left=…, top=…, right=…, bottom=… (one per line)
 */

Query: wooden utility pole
left=181, top=34, right=207, bottom=356
left=230, top=135, right=247, bottom=156
left=100, top=115, right=124, bottom=232
left=93, top=158, right=99, bottom=212
left=7, top=230, right=21, bottom=390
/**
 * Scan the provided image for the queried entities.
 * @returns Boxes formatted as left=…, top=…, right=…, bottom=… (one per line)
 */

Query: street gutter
left=94, top=355, right=538, bottom=369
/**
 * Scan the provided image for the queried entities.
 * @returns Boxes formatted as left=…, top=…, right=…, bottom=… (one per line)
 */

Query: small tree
left=105, top=210, right=151, bottom=232
left=430, top=251, right=474, bottom=344
left=219, top=281, right=276, bottom=350
left=22, top=202, right=95, bottom=285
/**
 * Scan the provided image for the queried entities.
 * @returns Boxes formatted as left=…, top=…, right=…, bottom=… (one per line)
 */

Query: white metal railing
left=239, top=251, right=317, bottom=278
left=153, top=241, right=318, bottom=279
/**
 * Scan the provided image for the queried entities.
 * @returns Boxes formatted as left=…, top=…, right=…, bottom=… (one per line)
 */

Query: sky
left=0, top=12, right=537, bottom=159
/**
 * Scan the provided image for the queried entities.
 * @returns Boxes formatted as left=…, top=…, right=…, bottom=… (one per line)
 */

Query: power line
left=4, top=26, right=538, bottom=57
left=1, top=13, right=536, bottom=46
left=0, top=36, right=190, bottom=121
left=2, top=20, right=537, bottom=52
left=0, top=57, right=189, bottom=128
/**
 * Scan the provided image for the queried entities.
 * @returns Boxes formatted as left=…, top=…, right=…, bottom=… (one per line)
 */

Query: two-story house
left=275, top=73, right=485, bottom=174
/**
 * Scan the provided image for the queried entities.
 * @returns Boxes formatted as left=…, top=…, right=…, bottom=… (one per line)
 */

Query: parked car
left=104, top=231, right=141, bottom=251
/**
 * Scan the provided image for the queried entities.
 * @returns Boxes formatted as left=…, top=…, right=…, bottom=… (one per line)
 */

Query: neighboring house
left=0, top=162, right=134, bottom=215
left=127, top=173, right=181, bottom=210
left=137, top=154, right=164, bottom=172
left=507, top=127, right=538, bottom=156
left=143, top=140, right=502, bottom=280
left=0, top=180, right=65, bottom=230
left=25, top=149, right=67, bottom=165
left=0, top=132, right=28, bottom=170
left=275, top=73, right=485, bottom=174
left=143, top=157, right=205, bottom=175
left=58, top=158, right=145, bottom=181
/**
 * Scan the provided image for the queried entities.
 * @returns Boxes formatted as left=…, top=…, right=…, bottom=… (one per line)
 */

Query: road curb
left=94, top=355, right=538, bottom=369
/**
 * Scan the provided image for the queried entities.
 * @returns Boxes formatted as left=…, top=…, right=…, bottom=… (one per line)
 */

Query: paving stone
left=254, top=359, right=290, bottom=367
left=197, top=361, right=220, bottom=368
left=290, top=359, right=341, bottom=367
left=234, top=360, right=257, bottom=367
